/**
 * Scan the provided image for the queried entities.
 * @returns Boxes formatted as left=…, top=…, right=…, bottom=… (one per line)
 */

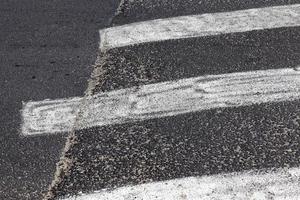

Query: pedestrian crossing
left=41, top=1, right=300, bottom=199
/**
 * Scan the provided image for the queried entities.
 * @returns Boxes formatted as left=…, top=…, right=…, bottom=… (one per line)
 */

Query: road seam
left=42, top=0, right=126, bottom=199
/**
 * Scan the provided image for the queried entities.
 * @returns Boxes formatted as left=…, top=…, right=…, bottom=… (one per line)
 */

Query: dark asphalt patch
left=0, top=0, right=119, bottom=199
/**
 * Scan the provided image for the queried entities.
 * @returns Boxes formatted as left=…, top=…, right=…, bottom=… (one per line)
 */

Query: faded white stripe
left=21, top=68, right=300, bottom=136
left=99, top=4, right=300, bottom=50
left=61, top=167, right=300, bottom=200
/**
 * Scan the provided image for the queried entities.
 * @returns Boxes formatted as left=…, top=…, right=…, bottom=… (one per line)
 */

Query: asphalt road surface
left=38, top=0, right=300, bottom=199
left=2, top=0, right=300, bottom=200
left=0, top=0, right=119, bottom=199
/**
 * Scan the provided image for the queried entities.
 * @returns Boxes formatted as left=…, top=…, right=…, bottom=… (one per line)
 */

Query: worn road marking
left=21, top=68, right=300, bottom=136
left=99, top=4, right=300, bottom=50
left=61, top=167, right=300, bottom=200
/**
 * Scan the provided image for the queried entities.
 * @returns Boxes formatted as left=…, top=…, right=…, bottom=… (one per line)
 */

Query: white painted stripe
left=99, top=4, right=300, bottom=50
left=21, top=68, right=300, bottom=136
left=61, top=167, right=300, bottom=200
left=21, top=97, right=83, bottom=136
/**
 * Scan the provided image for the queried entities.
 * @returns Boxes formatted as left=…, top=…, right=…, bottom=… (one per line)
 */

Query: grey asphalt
left=0, top=0, right=119, bottom=199
left=48, top=0, right=300, bottom=199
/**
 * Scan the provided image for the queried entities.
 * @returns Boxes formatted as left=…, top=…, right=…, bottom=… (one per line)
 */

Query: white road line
left=99, top=4, right=300, bottom=50
left=21, top=68, right=300, bottom=136
left=21, top=97, right=83, bottom=136
left=61, top=167, right=300, bottom=200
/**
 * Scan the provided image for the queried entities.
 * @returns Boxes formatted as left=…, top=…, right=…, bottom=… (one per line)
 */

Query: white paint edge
left=99, top=4, right=300, bottom=50
left=60, top=167, right=300, bottom=200
left=21, top=68, right=300, bottom=136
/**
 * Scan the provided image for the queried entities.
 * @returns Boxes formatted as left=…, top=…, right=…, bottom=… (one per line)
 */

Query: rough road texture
left=0, top=0, right=119, bottom=199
